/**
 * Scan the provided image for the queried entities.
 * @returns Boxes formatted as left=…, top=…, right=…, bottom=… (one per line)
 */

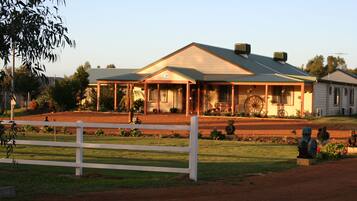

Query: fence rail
left=0, top=116, right=198, bottom=181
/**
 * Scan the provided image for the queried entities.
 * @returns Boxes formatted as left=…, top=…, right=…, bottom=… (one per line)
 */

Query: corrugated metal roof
left=195, top=43, right=309, bottom=76
left=336, top=69, right=357, bottom=79
left=97, top=73, right=148, bottom=81
left=203, top=74, right=302, bottom=82
left=87, top=68, right=138, bottom=84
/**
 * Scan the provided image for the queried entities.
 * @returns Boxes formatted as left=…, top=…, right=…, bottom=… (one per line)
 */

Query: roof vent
left=234, top=43, right=251, bottom=55
left=273, top=52, right=288, bottom=62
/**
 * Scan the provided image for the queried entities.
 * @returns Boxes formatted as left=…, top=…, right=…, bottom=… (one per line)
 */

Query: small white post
left=189, top=116, right=198, bottom=181
left=75, top=121, right=84, bottom=176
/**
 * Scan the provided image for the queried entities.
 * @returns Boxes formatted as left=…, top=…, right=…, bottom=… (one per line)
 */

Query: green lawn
left=0, top=134, right=298, bottom=201
left=311, top=116, right=357, bottom=125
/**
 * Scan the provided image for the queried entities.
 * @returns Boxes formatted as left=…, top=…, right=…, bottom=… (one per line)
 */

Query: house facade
left=94, top=42, right=321, bottom=117
left=313, top=70, right=357, bottom=116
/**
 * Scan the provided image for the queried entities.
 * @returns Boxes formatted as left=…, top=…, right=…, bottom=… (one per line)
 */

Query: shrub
left=28, top=100, right=38, bottom=110
left=36, top=90, right=54, bottom=112
left=23, top=125, right=37, bottom=133
left=133, top=99, right=144, bottom=112
left=198, top=132, right=203, bottom=139
left=119, top=128, right=130, bottom=137
left=95, top=129, right=105, bottom=136
left=170, top=107, right=179, bottom=113
left=317, top=143, right=347, bottom=160
left=210, top=128, right=225, bottom=140
left=235, top=112, right=247, bottom=117
left=48, top=78, right=78, bottom=111
left=61, top=127, right=69, bottom=134
left=130, top=129, right=142, bottom=137
left=317, top=127, right=330, bottom=144
left=42, top=126, right=54, bottom=133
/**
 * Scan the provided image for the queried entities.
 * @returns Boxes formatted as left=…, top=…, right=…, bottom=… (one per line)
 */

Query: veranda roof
left=97, top=66, right=312, bottom=83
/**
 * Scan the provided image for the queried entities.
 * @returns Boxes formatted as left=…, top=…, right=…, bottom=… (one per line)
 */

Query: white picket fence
left=0, top=116, right=198, bottom=181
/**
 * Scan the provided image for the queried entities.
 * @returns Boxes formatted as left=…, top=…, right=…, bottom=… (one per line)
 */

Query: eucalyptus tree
left=0, top=0, right=75, bottom=119
left=0, top=0, right=74, bottom=156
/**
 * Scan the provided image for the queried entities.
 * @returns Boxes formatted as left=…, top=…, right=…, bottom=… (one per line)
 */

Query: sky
left=44, top=0, right=357, bottom=77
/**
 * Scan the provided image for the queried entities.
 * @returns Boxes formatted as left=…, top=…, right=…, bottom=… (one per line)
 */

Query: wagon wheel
left=244, top=95, right=264, bottom=116
left=277, top=108, right=288, bottom=118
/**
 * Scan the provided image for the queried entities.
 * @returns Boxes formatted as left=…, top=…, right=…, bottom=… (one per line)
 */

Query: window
left=329, top=86, right=332, bottom=95
left=272, top=86, right=293, bottom=105
left=218, top=86, right=229, bottom=102
left=345, top=88, right=348, bottom=96
left=333, top=87, right=340, bottom=105
left=350, top=88, right=355, bottom=105
left=148, top=87, right=168, bottom=102
left=160, top=89, right=168, bottom=103
left=148, top=88, right=158, bottom=102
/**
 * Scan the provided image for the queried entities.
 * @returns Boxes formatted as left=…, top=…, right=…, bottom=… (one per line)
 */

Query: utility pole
left=10, top=43, right=15, bottom=121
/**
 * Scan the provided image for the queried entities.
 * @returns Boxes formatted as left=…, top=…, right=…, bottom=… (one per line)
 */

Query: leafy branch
left=0, top=121, right=17, bottom=158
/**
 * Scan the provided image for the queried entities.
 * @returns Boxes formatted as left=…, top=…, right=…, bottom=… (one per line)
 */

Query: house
left=314, top=69, right=357, bottom=116
left=93, top=42, right=324, bottom=117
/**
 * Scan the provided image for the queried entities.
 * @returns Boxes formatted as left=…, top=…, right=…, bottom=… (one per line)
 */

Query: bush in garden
left=35, top=89, right=55, bottom=112
left=0, top=121, right=17, bottom=158
left=48, top=78, right=78, bottom=111
left=99, top=86, right=114, bottom=111
left=198, top=132, right=203, bottom=139
left=133, top=99, right=144, bottom=112
left=317, top=143, right=347, bottom=160
left=28, top=100, right=38, bottom=110
left=317, top=127, right=330, bottom=145
left=210, top=128, right=225, bottom=140
left=95, top=129, right=105, bottom=136
left=130, top=129, right=142, bottom=137
left=23, top=125, right=37, bottom=133
left=42, top=126, right=54, bottom=133
left=170, top=107, right=179, bottom=113
left=119, top=128, right=130, bottom=137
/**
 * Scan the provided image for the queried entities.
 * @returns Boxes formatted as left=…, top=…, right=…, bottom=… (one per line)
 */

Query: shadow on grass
left=0, top=159, right=296, bottom=201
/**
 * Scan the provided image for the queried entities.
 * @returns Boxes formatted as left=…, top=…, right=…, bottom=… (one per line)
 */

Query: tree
left=14, top=66, right=41, bottom=104
left=347, top=68, right=357, bottom=75
left=72, top=64, right=89, bottom=107
left=1, top=0, right=74, bottom=119
left=106, top=64, right=116, bottom=68
left=305, top=55, right=348, bottom=78
left=0, top=0, right=75, bottom=74
left=48, top=78, right=78, bottom=111
left=305, top=55, right=325, bottom=77
left=326, top=56, right=347, bottom=73
left=83, top=61, right=91, bottom=70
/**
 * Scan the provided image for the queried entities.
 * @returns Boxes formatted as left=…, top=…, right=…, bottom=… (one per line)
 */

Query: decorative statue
left=298, top=127, right=317, bottom=159
left=348, top=130, right=357, bottom=147
left=317, top=126, right=330, bottom=145
left=225, top=120, right=236, bottom=135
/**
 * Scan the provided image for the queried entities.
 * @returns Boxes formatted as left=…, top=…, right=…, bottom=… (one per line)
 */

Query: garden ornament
left=225, top=120, right=236, bottom=135
left=298, top=127, right=317, bottom=158
left=348, top=130, right=357, bottom=147
left=317, top=126, right=330, bottom=145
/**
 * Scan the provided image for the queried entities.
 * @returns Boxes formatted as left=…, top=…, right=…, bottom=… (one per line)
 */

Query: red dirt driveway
left=38, top=158, right=357, bottom=201
left=6, top=111, right=355, bottom=138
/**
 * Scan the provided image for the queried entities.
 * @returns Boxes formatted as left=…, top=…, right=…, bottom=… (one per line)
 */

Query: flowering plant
left=317, top=143, right=347, bottom=160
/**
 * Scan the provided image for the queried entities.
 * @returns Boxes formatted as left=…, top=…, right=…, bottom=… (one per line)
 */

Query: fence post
left=75, top=121, right=84, bottom=176
left=189, top=116, right=198, bottom=181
